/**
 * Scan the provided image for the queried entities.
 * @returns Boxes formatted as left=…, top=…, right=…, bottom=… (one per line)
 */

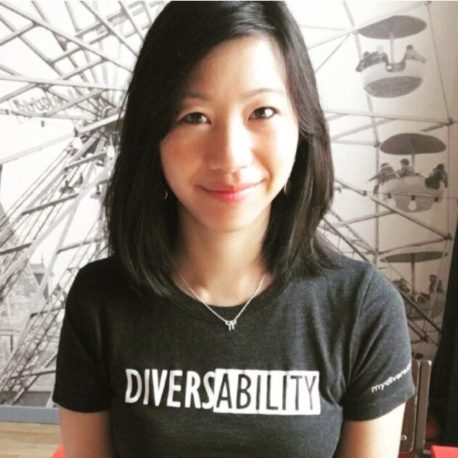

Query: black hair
left=104, top=1, right=340, bottom=297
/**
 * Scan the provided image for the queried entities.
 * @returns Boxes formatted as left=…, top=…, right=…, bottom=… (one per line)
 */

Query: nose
left=206, top=119, right=254, bottom=172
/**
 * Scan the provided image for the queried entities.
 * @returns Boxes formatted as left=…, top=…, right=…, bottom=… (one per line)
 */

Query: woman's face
left=160, top=36, right=299, bottom=235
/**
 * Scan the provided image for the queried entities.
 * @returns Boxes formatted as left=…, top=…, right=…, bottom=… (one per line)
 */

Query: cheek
left=268, top=121, right=299, bottom=176
left=160, top=139, right=181, bottom=189
left=160, top=136, right=200, bottom=192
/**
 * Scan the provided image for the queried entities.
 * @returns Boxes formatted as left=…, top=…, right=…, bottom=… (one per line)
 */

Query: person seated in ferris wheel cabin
left=396, top=159, right=416, bottom=178
left=355, top=46, right=390, bottom=72
left=425, top=163, right=448, bottom=189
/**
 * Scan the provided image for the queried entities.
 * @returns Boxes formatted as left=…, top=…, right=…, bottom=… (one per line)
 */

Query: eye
left=181, top=112, right=209, bottom=124
left=249, top=107, right=277, bottom=120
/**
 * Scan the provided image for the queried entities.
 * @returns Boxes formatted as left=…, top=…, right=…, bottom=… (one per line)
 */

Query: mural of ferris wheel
left=0, top=1, right=456, bottom=406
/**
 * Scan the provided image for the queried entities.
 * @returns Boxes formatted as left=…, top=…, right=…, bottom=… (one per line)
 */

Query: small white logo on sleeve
left=370, top=361, right=412, bottom=393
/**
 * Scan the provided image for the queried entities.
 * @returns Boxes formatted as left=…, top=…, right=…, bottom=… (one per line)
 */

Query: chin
left=202, top=210, right=270, bottom=235
left=209, top=221, right=256, bottom=234
left=178, top=201, right=271, bottom=235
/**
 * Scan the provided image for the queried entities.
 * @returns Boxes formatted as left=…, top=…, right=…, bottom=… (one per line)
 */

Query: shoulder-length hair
left=104, top=1, right=341, bottom=297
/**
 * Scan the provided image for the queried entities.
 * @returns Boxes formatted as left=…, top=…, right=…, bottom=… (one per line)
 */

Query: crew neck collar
left=166, top=274, right=288, bottom=323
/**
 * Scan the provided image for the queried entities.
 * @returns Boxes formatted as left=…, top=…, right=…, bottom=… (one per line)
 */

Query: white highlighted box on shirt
left=124, top=368, right=321, bottom=416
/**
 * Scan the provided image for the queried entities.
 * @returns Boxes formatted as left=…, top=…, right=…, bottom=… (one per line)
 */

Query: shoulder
left=324, top=254, right=395, bottom=287
left=306, top=253, right=377, bottom=291
left=323, top=256, right=406, bottom=337
left=63, top=258, right=149, bottom=337
left=71, top=257, right=128, bottom=292
left=66, top=257, right=135, bottom=313
left=76, top=256, right=122, bottom=278
left=297, top=254, right=401, bottom=313
left=333, top=255, right=402, bottom=307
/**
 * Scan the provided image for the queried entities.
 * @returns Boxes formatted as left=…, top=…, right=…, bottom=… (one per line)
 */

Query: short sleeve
left=52, top=266, right=112, bottom=412
left=342, top=265, right=416, bottom=421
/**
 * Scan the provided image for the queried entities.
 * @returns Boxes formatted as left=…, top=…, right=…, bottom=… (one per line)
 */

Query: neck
left=173, top=210, right=272, bottom=307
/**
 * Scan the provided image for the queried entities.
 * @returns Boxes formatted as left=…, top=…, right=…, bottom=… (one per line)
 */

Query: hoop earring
left=283, top=180, right=290, bottom=195
left=159, top=170, right=169, bottom=200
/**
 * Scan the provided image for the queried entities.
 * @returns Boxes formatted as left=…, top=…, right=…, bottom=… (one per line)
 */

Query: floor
left=0, top=421, right=60, bottom=458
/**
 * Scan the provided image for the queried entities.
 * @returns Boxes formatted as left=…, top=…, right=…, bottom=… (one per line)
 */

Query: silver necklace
left=179, top=273, right=266, bottom=331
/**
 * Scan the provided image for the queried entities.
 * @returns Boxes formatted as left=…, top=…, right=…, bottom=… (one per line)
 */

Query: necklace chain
left=179, top=273, right=266, bottom=331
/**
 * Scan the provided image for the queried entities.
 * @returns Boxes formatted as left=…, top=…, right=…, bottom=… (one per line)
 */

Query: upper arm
left=334, top=403, right=406, bottom=458
left=59, top=406, right=117, bottom=458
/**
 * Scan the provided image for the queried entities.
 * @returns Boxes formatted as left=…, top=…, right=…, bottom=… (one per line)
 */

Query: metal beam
left=120, top=1, right=145, bottom=41
left=332, top=139, right=377, bottom=147
left=326, top=113, right=345, bottom=122
left=0, top=133, right=74, bottom=165
left=331, top=118, right=393, bottom=141
left=0, top=12, right=85, bottom=113
left=77, top=113, right=119, bottom=134
left=309, top=2, right=424, bottom=49
left=0, top=74, right=124, bottom=91
left=64, top=152, right=107, bottom=171
left=1, top=168, right=110, bottom=290
left=21, top=194, right=78, bottom=216
left=70, top=0, right=158, bottom=41
left=8, top=368, right=56, bottom=380
left=299, top=23, right=347, bottom=32
left=0, top=242, right=31, bottom=257
left=81, top=1, right=138, bottom=56
left=142, top=0, right=154, bottom=24
left=380, top=237, right=452, bottom=256
left=43, top=90, right=104, bottom=117
left=334, top=210, right=392, bottom=226
left=321, top=217, right=370, bottom=261
left=0, top=1, right=133, bottom=72
left=0, top=7, right=97, bottom=118
left=324, top=107, right=450, bottom=126
left=62, top=1, right=113, bottom=112
left=56, top=237, right=105, bottom=254
left=0, top=108, right=92, bottom=122
left=29, top=0, right=99, bottom=115
left=336, top=178, right=368, bottom=197
left=328, top=209, right=376, bottom=255
left=0, top=22, right=34, bottom=46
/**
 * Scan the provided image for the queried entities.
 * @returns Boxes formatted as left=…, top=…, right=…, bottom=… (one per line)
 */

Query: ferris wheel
left=0, top=1, right=455, bottom=406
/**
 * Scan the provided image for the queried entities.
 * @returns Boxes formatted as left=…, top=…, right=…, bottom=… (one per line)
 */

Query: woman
left=53, top=2, right=415, bottom=457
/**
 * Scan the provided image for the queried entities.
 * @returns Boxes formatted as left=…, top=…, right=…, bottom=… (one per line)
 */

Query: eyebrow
left=182, top=87, right=286, bottom=101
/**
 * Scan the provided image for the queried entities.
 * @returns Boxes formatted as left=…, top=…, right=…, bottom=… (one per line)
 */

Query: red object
left=432, top=445, right=458, bottom=458
left=426, top=414, right=442, bottom=447
left=52, top=445, right=65, bottom=458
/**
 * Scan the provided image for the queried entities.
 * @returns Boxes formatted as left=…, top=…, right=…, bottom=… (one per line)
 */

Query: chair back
left=400, top=359, right=432, bottom=457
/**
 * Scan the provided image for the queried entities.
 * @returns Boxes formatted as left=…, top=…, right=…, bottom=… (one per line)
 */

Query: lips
left=206, top=183, right=257, bottom=192
left=200, top=182, right=260, bottom=203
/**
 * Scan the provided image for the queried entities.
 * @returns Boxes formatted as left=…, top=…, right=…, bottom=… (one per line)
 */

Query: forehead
left=183, top=35, right=288, bottom=94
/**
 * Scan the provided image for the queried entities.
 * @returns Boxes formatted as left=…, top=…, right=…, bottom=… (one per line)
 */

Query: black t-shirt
left=53, top=255, right=415, bottom=457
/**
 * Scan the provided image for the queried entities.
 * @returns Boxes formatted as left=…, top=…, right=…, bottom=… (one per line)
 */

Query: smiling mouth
left=201, top=183, right=260, bottom=203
